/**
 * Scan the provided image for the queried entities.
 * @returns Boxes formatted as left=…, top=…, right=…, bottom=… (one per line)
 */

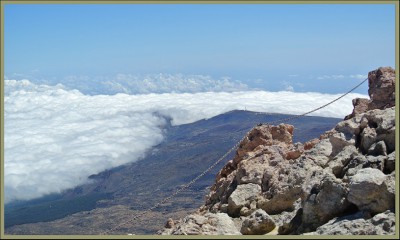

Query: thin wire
left=259, top=77, right=369, bottom=126
left=100, top=77, right=368, bottom=235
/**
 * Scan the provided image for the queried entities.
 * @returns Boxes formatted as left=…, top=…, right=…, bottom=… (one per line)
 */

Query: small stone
left=240, top=207, right=253, bottom=217
left=220, top=204, right=228, bottom=213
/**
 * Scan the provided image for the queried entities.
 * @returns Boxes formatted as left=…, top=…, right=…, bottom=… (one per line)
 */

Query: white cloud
left=317, top=74, right=367, bottom=80
left=4, top=80, right=368, bottom=203
left=317, top=74, right=345, bottom=80
left=58, top=73, right=249, bottom=95
left=349, top=74, right=368, bottom=79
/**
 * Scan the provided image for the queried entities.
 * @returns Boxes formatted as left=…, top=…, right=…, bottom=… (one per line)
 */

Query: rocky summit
left=159, top=67, right=396, bottom=236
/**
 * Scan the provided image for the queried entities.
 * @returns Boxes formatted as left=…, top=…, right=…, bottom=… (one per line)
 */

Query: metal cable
left=100, top=77, right=368, bottom=235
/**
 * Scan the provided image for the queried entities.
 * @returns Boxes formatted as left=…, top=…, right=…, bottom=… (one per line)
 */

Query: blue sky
left=4, top=3, right=395, bottom=203
left=4, top=3, right=396, bottom=94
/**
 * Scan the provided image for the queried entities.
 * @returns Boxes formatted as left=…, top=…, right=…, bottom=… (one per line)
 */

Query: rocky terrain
left=159, top=67, right=397, bottom=235
left=5, top=109, right=340, bottom=234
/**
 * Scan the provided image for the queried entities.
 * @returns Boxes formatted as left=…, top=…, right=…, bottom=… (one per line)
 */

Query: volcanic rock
left=159, top=67, right=396, bottom=236
left=240, top=209, right=276, bottom=235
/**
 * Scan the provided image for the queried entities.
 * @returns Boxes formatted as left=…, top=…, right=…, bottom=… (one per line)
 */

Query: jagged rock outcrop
left=345, top=66, right=395, bottom=120
left=159, top=67, right=396, bottom=235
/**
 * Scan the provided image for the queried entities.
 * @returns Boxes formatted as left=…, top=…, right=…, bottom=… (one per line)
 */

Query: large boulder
left=368, top=67, right=396, bottom=110
left=347, top=168, right=395, bottom=215
left=344, top=66, right=395, bottom=120
left=345, top=98, right=370, bottom=120
left=241, top=209, right=276, bottom=235
left=228, top=183, right=261, bottom=216
left=305, top=210, right=395, bottom=235
left=233, top=124, right=293, bottom=165
left=301, top=173, right=352, bottom=232
left=161, top=212, right=241, bottom=235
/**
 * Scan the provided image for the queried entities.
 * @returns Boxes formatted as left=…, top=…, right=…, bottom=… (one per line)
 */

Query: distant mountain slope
left=159, top=67, right=396, bottom=236
left=5, top=110, right=341, bottom=234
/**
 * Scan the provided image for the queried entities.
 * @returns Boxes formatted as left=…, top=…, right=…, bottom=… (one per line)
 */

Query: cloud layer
left=316, top=74, right=367, bottom=80
left=10, top=73, right=250, bottom=95
left=4, top=80, right=368, bottom=203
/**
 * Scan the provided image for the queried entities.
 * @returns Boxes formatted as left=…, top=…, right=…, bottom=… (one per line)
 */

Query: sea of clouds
left=21, top=73, right=250, bottom=95
left=4, top=79, right=368, bottom=203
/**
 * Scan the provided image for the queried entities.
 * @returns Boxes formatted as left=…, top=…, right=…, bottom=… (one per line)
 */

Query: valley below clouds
left=4, top=79, right=368, bottom=203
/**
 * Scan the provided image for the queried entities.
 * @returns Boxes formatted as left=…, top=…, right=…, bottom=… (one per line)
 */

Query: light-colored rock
left=329, top=132, right=354, bottom=156
left=236, top=157, right=266, bottom=185
left=203, top=213, right=241, bottom=235
left=384, top=151, right=395, bottom=173
left=385, top=172, right=396, bottom=197
left=345, top=98, right=370, bottom=120
left=304, top=139, right=332, bottom=167
left=360, top=127, right=377, bottom=153
left=363, top=108, right=396, bottom=153
left=160, top=69, right=396, bottom=236
left=241, top=209, right=276, bottom=235
left=233, top=124, right=294, bottom=166
left=326, top=145, right=358, bottom=177
left=305, top=210, right=395, bottom=235
left=166, top=213, right=241, bottom=235
left=363, top=108, right=396, bottom=132
left=259, top=159, right=305, bottom=214
left=270, top=124, right=294, bottom=144
left=228, top=183, right=261, bottom=216
left=335, top=118, right=361, bottom=140
left=301, top=173, right=351, bottom=231
left=348, top=168, right=394, bottom=214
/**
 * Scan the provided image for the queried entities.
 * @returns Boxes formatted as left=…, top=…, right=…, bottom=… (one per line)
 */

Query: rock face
left=159, top=67, right=396, bottom=236
left=345, top=66, right=395, bottom=119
